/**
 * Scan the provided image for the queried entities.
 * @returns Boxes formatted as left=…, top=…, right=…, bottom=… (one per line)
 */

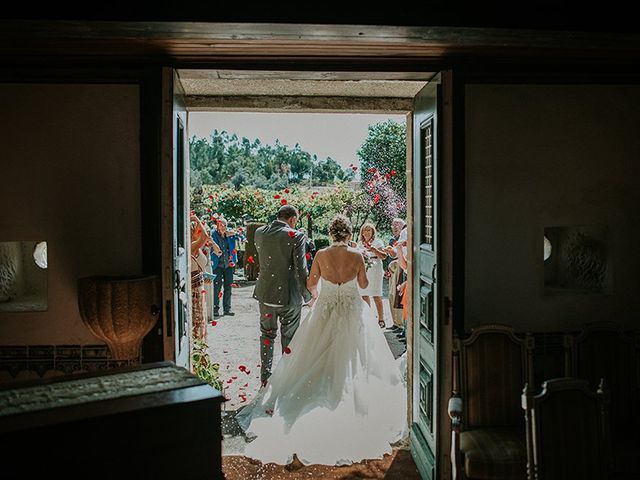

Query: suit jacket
left=253, top=220, right=312, bottom=306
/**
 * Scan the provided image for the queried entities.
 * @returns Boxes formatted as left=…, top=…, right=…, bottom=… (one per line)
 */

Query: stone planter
left=77, top=275, right=160, bottom=361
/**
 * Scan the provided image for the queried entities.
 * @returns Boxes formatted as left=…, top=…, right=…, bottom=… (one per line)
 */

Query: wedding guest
left=385, top=218, right=407, bottom=333
left=395, top=237, right=409, bottom=343
left=356, top=223, right=388, bottom=328
left=190, top=214, right=209, bottom=342
left=211, top=217, right=241, bottom=318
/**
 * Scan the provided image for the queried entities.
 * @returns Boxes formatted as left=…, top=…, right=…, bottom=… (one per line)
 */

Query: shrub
left=191, top=338, right=223, bottom=391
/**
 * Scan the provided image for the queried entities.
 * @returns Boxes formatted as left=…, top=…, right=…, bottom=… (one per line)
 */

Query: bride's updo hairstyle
left=329, top=214, right=353, bottom=243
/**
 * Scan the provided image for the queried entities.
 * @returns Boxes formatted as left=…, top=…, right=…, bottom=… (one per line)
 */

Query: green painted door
left=410, top=71, right=453, bottom=480
left=162, top=68, right=191, bottom=368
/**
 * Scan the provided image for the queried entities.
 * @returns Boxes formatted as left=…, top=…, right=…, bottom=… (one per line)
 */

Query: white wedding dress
left=235, top=276, right=407, bottom=466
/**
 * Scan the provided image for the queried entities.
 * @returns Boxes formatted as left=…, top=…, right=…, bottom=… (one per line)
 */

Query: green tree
left=356, top=120, right=407, bottom=232
left=189, top=131, right=354, bottom=189
left=357, top=120, right=406, bottom=196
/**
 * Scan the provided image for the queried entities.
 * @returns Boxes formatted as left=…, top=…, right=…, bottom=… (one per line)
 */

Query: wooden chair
left=522, top=377, right=610, bottom=480
left=565, top=321, right=640, bottom=476
left=449, top=324, right=534, bottom=480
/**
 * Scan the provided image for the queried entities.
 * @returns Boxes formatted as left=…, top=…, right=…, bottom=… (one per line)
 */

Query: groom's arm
left=292, top=233, right=312, bottom=302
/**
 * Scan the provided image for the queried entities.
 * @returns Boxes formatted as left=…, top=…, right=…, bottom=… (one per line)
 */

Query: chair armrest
left=448, top=395, right=464, bottom=480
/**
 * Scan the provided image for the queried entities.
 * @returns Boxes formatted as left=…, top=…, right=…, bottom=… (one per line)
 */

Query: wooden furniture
left=449, top=324, right=534, bottom=480
left=565, top=321, right=640, bottom=477
left=0, top=361, right=225, bottom=479
left=522, top=377, right=610, bottom=480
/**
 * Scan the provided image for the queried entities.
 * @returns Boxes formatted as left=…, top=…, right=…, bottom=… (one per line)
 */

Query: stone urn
left=77, top=275, right=161, bottom=361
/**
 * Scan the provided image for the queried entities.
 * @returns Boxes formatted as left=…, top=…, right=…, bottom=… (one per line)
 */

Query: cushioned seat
left=461, top=427, right=527, bottom=480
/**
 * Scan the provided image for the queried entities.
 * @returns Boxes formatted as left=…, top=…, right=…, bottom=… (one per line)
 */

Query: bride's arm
left=357, top=254, right=369, bottom=290
left=306, top=252, right=322, bottom=299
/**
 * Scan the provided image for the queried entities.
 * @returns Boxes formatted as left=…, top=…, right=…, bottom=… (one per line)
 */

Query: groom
left=253, top=204, right=312, bottom=386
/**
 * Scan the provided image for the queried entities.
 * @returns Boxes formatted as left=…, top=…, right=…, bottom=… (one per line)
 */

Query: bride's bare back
left=307, top=244, right=368, bottom=294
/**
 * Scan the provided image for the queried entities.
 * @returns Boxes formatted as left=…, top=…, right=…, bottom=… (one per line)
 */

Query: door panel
left=161, top=67, right=190, bottom=368
left=410, top=71, right=453, bottom=480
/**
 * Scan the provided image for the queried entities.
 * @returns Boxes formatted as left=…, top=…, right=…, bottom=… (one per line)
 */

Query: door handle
left=431, top=264, right=436, bottom=283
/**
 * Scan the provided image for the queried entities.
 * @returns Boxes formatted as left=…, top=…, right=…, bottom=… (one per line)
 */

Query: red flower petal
left=280, top=199, right=288, bottom=205
left=391, top=170, right=396, bottom=175
left=231, top=249, right=237, bottom=254
left=373, top=194, right=381, bottom=204
left=229, top=262, right=235, bottom=268
left=208, top=195, right=214, bottom=200
left=274, top=194, right=281, bottom=199
left=248, top=255, right=255, bottom=264
left=211, top=320, right=217, bottom=326
left=201, top=289, right=207, bottom=294
left=263, top=339, right=271, bottom=345
left=284, top=188, right=290, bottom=193
left=284, top=346, right=292, bottom=354
left=218, top=292, right=223, bottom=298
left=287, top=231, right=296, bottom=238
left=232, top=376, right=237, bottom=379
left=239, top=365, right=246, bottom=371
left=245, top=370, right=251, bottom=374
left=265, top=313, right=273, bottom=318
left=305, top=252, right=311, bottom=260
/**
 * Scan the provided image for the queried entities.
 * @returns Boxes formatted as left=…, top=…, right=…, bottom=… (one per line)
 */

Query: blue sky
left=188, top=112, right=406, bottom=172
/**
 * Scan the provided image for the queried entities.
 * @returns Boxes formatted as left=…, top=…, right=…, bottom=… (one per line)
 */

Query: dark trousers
left=258, top=302, right=302, bottom=382
left=213, top=267, right=234, bottom=313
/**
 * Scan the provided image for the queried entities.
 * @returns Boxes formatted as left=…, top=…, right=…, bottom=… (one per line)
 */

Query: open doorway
left=187, top=111, right=408, bottom=409
left=162, top=68, right=452, bottom=479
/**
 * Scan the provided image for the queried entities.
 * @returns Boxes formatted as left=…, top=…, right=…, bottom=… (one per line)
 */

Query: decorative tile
left=0, top=346, right=27, bottom=359
left=28, top=345, right=55, bottom=358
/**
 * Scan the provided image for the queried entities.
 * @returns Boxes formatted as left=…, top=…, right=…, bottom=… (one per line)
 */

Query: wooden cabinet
left=0, top=361, right=225, bottom=479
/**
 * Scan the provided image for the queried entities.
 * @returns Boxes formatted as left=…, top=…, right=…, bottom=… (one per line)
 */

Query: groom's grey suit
left=254, top=219, right=312, bottom=382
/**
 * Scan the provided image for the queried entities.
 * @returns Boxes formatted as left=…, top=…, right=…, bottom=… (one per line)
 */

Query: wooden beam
left=185, top=95, right=413, bottom=112
left=2, top=21, right=640, bottom=64
left=178, top=69, right=435, bottom=81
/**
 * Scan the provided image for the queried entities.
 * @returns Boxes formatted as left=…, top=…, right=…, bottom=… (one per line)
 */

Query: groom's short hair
left=277, top=205, right=298, bottom=221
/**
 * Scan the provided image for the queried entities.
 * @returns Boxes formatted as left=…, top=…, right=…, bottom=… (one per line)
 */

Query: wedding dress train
left=235, top=277, right=407, bottom=466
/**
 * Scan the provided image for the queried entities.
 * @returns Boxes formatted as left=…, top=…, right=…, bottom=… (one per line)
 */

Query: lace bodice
left=318, top=277, right=360, bottom=300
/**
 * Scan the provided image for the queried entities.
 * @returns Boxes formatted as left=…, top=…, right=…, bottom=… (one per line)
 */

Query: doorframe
left=171, top=66, right=461, bottom=477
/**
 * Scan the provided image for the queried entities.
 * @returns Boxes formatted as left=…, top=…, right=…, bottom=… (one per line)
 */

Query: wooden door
left=161, top=67, right=190, bottom=368
left=410, top=71, right=454, bottom=480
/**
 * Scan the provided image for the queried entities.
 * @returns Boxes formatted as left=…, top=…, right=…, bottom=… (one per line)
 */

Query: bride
left=235, top=214, right=407, bottom=466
